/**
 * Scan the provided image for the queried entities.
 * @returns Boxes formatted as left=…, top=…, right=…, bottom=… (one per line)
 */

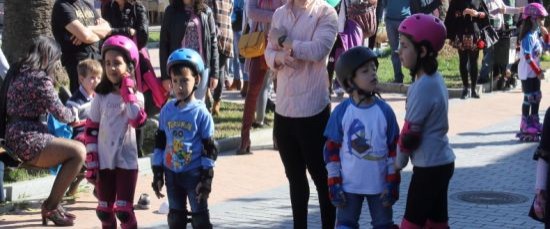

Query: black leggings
left=213, top=54, right=229, bottom=102
left=404, top=162, right=454, bottom=225
left=274, top=105, right=335, bottom=229
left=521, top=78, right=541, bottom=117
left=458, top=49, right=479, bottom=90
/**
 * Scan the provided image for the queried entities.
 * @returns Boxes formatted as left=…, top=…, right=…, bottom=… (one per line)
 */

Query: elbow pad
left=202, top=138, right=219, bottom=161
left=398, top=121, right=422, bottom=154
left=525, top=54, right=543, bottom=76
left=84, top=119, right=100, bottom=145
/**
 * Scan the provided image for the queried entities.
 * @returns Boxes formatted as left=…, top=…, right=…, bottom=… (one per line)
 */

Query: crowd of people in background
left=1, top=0, right=550, bottom=228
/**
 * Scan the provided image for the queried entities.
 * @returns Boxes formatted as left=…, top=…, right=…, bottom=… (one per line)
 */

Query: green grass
left=148, top=31, right=160, bottom=43
left=213, top=101, right=274, bottom=140
left=4, top=168, right=50, bottom=184
left=376, top=44, right=462, bottom=88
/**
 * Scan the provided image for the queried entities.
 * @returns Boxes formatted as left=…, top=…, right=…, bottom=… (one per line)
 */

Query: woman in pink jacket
left=265, top=0, right=338, bottom=227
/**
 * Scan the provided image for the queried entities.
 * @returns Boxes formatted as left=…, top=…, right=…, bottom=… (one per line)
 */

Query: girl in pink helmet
left=394, top=14, right=456, bottom=229
left=84, top=35, right=147, bottom=229
left=516, top=2, right=548, bottom=142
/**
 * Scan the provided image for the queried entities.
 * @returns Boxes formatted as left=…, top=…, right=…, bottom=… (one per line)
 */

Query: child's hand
left=380, top=181, right=399, bottom=207
left=151, top=166, right=165, bottom=199
left=328, top=178, right=346, bottom=207
left=120, top=76, right=137, bottom=103
left=196, top=168, right=214, bottom=203
left=534, top=189, right=547, bottom=219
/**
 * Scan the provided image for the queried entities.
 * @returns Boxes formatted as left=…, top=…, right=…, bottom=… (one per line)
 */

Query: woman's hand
left=463, top=8, right=479, bottom=17
left=269, top=27, right=287, bottom=47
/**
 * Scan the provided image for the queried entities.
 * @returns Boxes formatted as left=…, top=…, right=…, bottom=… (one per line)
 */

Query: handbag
left=0, top=138, right=22, bottom=167
left=238, top=23, right=267, bottom=59
left=479, top=25, right=500, bottom=49
left=346, top=0, right=377, bottom=38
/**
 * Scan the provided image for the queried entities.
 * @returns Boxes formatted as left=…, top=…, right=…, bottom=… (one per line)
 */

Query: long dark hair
left=0, top=36, right=61, bottom=138
left=17, top=36, right=62, bottom=76
left=95, top=48, right=136, bottom=95
left=519, top=17, right=535, bottom=41
left=170, top=0, right=207, bottom=14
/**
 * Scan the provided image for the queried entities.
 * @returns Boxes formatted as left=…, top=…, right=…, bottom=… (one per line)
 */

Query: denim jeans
left=231, top=31, right=248, bottom=81
left=0, top=161, right=4, bottom=202
left=384, top=18, right=405, bottom=83
left=336, top=192, right=394, bottom=229
left=164, top=168, right=209, bottom=213
left=479, top=46, right=495, bottom=82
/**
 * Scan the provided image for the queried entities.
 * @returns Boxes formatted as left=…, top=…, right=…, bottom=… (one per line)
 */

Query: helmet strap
left=349, top=81, right=377, bottom=105
left=175, top=85, right=198, bottom=106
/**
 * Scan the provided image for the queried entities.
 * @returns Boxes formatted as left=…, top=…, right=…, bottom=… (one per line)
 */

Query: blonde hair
left=77, top=59, right=102, bottom=78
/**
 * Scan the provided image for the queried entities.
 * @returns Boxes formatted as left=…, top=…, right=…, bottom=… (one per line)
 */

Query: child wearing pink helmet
left=516, top=2, right=548, bottom=142
left=84, top=35, right=147, bottom=229
left=394, top=14, right=456, bottom=229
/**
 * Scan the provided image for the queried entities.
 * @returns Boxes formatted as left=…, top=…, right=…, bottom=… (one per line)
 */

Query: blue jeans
left=385, top=18, right=405, bottom=83
left=231, top=31, right=248, bottom=81
left=336, top=192, right=393, bottom=229
left=479, top=46, right=495, bottom=82
left=164, top=168, right=209, bottom=214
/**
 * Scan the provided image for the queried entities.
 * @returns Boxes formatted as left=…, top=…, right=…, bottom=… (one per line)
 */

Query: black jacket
left=444, top=0, right=489, bottom=41
left=101, top=1, right=149, bottom=50
left=159, top=4, right=219, bottom=81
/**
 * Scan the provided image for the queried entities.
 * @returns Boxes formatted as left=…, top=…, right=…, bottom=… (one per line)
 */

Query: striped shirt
left=264, top=0, right=338, bottom=118
left=207, top=0, right=234, bottom=57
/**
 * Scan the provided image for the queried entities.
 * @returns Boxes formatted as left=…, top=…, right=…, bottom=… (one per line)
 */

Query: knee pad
left=534, top=91, right=542, bottom=103
left=114, top=200, right=137, bottom=229
left=96, top=201, right=116, bottom=228
left=168, top=208, right=189, bottom=229
left=191, top=210, right=212, bottom=229
left=525, top=93, right=536, bottom=104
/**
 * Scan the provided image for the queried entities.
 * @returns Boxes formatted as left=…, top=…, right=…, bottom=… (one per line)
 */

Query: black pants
left=274, top=105, right=335, bottom=229
left=63, top=60, right=80, bottom=94
left=404, top=162, right=454, bottom=225
left=521, top=78, right=541, bottom=117
left=213, top=53, right=229, bottom=102
left=458, top=49, right=479, bottom=90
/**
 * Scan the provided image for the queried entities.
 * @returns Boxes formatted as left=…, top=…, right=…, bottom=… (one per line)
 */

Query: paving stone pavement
left=139, top=116, right=543, bottom=229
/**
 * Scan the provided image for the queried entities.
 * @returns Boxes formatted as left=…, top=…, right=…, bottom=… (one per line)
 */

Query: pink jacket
left=264, top=0, right=338, bottom=117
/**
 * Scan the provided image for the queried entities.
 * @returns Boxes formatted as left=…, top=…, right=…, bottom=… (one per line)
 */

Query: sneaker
left=471, top=91, right=480, bottom=99
left=137, top=193, right=150, bottom=210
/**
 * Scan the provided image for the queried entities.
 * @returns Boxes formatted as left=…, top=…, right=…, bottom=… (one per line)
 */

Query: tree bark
left=2, top=0, right=69, bottom=88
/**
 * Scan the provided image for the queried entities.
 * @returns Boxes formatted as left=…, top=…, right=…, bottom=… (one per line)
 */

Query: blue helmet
left=166, top=48, right=205, bottom=76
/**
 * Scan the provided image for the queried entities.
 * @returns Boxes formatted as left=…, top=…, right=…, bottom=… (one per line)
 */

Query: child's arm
left=382, top=104, right=401, bottom=206
left=522, top=35, right=543, bottom=77
left=398, top=87, right=432, bottom=155
left=83, top=97, right=101, bottom=185
left=196, top=111, right=217, bottom=203
left=324, top=139, right=346, bottom=207
left=150, top=107, right=167, bottom=199
left=322, top=105, right=347, bottom=207
left=120, top=76, right=147, bottom=128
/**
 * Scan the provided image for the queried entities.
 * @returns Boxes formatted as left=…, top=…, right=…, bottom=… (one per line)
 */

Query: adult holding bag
left=236, top=0, right=286, bottom=155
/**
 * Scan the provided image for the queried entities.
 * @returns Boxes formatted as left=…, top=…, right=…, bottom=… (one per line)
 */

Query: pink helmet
left=523, top=3, right=548, bottom=19
left=398, top=14, right=447, bottom=53
left=101, top=35, right=139, bottom=66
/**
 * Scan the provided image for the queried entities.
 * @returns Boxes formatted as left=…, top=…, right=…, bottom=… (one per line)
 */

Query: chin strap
left=175, top=85, right=198, bottom=107
left=349, top=81, right=379, bottom=104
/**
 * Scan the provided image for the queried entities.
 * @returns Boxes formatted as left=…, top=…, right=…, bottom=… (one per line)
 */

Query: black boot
left=461, top=88, right=469, bottom=99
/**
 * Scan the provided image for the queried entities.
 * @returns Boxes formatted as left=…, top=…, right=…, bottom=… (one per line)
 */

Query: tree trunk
left=2, top=0, right=69, bottom=88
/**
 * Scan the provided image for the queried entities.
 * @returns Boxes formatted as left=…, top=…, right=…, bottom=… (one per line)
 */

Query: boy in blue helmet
left=150, top=48, right=218, bottom=228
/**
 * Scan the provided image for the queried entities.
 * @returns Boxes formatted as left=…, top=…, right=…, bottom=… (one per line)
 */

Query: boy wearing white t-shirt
left=324, top=47, right=400, bottom=228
